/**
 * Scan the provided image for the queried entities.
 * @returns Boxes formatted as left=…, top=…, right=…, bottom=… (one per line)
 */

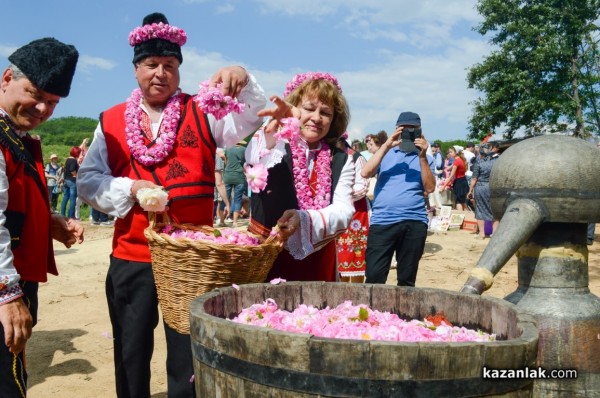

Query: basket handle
left=264, top=225, right=284, bottom=246
left=148, top=211, right=172, bottom=228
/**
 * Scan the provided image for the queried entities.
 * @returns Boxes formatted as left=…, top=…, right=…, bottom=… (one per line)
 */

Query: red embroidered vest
left=0, top=117, right=56, bottom=282
left=102, top=94, right=216, bottom=262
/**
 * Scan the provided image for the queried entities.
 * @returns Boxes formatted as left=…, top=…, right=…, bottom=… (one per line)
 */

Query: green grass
left=42, top=144, right=73, bottom=163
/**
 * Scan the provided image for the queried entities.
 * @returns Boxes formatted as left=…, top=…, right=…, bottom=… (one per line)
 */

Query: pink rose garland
left=283, top=72, right=342, bottom=97
left=290, top=139, right=331, bottom=210
left=125, top=88, right=181, bottom=166
left=128, top=22, right=187, bottom=47
left=195, top=80, right=245, bottom=120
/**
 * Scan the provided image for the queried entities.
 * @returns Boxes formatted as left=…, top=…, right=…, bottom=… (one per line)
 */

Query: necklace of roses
left=125, top=88, right=181, bottom=167
left=289, top=138, right=332, bottom=210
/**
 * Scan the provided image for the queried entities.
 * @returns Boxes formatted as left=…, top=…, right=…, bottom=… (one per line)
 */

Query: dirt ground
left=25, top=220, right=600, bottom=397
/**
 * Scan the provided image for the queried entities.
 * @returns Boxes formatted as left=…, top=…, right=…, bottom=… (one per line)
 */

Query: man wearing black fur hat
left=78, top=12, right=266, bottom=397
left=0, top=37, right=84, bottom=396
left=361, top=111, right=435, bottom=287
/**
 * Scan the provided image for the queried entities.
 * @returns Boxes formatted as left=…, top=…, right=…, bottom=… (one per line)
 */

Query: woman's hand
left=257, top=96, right=301, bottom=134
left=276, top=209, right=300, bottom=241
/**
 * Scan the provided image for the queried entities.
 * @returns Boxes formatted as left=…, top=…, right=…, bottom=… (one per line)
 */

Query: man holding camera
left=361, top=111, right=435, bottom=286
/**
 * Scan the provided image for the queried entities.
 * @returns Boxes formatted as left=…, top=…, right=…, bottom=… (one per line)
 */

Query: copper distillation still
left=461, top=135, right=600, bottom=397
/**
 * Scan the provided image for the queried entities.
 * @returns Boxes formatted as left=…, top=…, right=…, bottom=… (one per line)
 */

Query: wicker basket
left=144, top=213, right=282, bottom=334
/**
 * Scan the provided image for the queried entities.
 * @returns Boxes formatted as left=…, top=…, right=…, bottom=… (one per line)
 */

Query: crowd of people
left=0, top=11, right=508, bottom=398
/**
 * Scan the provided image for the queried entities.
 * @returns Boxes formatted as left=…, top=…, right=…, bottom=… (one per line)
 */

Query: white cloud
left=257, top=0, right=481, bottom=25
left=0, top=44, right=18, bottom=58
left=179, top=48, right=243, bottom=92
left=167, top=1, right=490, bottom=141
left=79, top=55, right=117, bottom=72
left=256, top=0, right=339, bottom=18
left=216, top=3, right=235, bottom=14
left=180, top=31, right=489, bottom=142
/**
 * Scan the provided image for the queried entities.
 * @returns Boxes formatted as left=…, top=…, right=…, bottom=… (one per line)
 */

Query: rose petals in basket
left=160, top=226, right=261, bottom=246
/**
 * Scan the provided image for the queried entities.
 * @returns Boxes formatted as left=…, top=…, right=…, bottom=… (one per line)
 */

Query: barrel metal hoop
left=193, top=343, right=532, bottom=397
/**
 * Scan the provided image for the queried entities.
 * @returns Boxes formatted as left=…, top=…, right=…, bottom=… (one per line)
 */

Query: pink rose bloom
left=273, top=117, right=300, bottom=141
left=195, top=80, right=245, bottom=120
left=245, top=163, right=269, bottom=193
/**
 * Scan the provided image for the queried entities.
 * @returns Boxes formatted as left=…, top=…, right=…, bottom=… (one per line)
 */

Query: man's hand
left=131, top=179, right=160, bottom=199
left=385, top=126, right=403, bottom=149
left=51, top=214, right=84, bottom=248
left=415, top=136, right=429, bottom=158
left=209, top=66, right=249, bottom=98
left=0, top=298, right=32, bottom=354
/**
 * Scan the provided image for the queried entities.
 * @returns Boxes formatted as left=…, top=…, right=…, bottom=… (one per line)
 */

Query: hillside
left=33, top=116, right=97, bottom=161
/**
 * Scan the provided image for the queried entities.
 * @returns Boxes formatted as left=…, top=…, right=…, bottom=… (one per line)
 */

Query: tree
left=467, top=0, right=600, bottom=140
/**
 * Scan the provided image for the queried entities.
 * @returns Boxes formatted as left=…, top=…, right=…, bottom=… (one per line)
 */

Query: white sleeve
left=352, top=155, right=368, bottom=201
left=245, top=128, right=286, bottom=169
left=286, top=154, right=355, bottom=259
left=77, top=123, right=136, bottom=219
left=0, top=152, right=22, bottom=303
left=210, top=73, right=267, bottom=149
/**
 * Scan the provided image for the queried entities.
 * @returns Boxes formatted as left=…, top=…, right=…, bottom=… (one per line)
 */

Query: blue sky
left=1, top=0, right=492, bottom=143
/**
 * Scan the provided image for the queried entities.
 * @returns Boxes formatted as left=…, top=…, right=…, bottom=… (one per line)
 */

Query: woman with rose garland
left=245, top=72, right=355, bottom=282
left=77, top=12, right=266, bottom=398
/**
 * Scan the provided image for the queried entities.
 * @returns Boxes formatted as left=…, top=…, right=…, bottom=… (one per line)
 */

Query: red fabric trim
left=248, top=218, right=271, bottom=239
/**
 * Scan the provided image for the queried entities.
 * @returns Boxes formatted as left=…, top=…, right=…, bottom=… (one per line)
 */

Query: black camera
left=404, top=127, right=422, bottom=141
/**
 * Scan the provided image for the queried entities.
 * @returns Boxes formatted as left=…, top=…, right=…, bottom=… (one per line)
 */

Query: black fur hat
left=132, top=12, right=184, bottom=64
left=8, top=37, right=78, bottom=97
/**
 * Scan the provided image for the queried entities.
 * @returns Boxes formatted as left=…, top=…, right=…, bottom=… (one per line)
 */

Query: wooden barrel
left=190, top=282, right=539, bottom=397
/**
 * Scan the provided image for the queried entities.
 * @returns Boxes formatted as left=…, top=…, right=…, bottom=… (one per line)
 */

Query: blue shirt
left=370, top=149, right=433, bottom=225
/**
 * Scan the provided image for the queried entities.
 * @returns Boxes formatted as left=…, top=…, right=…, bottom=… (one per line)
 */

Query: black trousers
left=365, top=221, right=428, bottom=286
left=0, top=282, right=38, bottom=398
left=106, top=256, right=195, bottom=398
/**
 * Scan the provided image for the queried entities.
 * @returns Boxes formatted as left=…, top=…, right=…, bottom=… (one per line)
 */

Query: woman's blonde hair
left=284, top=79, right=350, bottom=148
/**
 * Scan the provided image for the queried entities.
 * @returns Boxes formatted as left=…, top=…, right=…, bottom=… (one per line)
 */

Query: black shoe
left=587, top=239, right=594, bottom=245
